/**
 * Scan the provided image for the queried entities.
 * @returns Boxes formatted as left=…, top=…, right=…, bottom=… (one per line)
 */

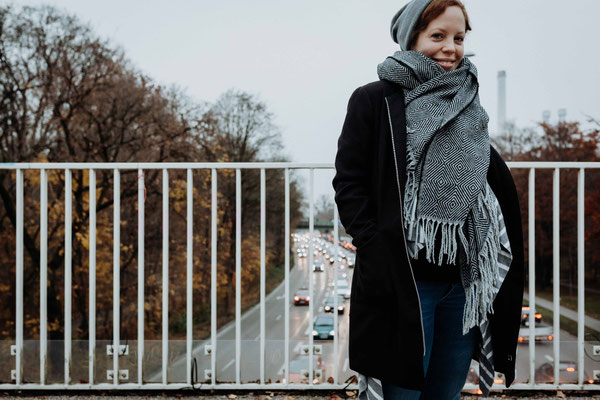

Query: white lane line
left=254, top=334, right=260, bottom=341
left=294, top=341, right=305, bottom=353
left=343, top=357, right=349, bottom=372
left=221, top=359, right=235, bottom=372
left=545, top=354, right=554, bottom=362
left=276, top=295, right=285, bottom=300
left=276, top=314, right=282, bottom=321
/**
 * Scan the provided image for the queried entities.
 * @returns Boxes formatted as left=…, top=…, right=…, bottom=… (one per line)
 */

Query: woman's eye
left=455, top=37, right=464, bottom=43
left=432, top=33, right=443, bottom=39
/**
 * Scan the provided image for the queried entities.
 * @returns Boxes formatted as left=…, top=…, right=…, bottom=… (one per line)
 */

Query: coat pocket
left=355, top=231, right=393, bottom=299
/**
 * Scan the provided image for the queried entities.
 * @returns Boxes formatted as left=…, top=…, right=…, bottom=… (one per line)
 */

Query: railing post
left=162, top=169, right=169, bottom=385
left=40, top=169, right=48, bottom=385
left=235, top=168, right=242, bottom=385
left=211, top=169, right=217, bottom=386
left=113, top=168, right=120, bottom=385
left=186, top=168, right=193, bottom=385
left=15, top=168, right=23, bottom=385
left=284, top=168, right=290, bottom=386
left=577, top=168, right=585, bottom=385
left=528, top=168, right=536, bottom=384
left=260, top=168, right=266, bottom=385
left=552, top=168, right=560, bottom=386
left=137, top=168, right=145, bottom=385
left=65, top=168, right=72, bottom=385
left=89, top=169, right=96, bottom=385
left=308, top=169, right=314, bottom=386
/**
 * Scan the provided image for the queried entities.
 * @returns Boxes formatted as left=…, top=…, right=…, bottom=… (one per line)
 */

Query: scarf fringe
left=462, top=189, right=502, bottom=335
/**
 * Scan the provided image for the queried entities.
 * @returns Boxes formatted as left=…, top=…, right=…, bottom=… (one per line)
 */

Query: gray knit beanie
left=390, top=0, right=434, bottom=50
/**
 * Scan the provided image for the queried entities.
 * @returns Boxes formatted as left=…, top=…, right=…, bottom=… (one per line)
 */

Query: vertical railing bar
left=577, top=168, right=585, bottom=385
left=162, top=169, right=169, bottom=385
left=113, top=168, right=120, bottom=385
left=528, top=168, right=536, bottom=385
left=40, top=169, right=48, bottom=385
left=186, top=168, right=193, bottom=385
left=553, top=167, right=560, bottom=385
left=88, top=169, right=96, bottom=385
left=308, top=169, right=314, bottom=387
left=65, top=168, right=72, bottom=385
left=15, top=168, right=23, bottom=386
left=137, top=169, right=144, bottom=385
left=333, top=202, right=339, bottom=384
left=260, top=168, right=266, bottom=385
left=235, top=168, right=242, bottom=385
left=211, top=169, right=217, bottom=386
left=284, top=169, right=290, bottom=386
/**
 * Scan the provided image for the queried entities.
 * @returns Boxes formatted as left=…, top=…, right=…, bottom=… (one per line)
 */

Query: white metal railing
left=0, top=161, right=599, bottom=392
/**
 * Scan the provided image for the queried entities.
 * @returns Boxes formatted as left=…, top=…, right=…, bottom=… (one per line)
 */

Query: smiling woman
left=333, top=0, right=525, bottom=399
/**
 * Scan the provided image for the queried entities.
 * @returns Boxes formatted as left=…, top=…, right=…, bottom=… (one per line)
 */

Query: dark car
left=323, top=295, right=345, bottom=314
left=294, top=288, right=310, bottom=306
left=521, top=306, right=542, bottom=326
left=312, top=262, right=325, bottom=272
left=312, top=314, right=335, bottom=340
left=535, top=360, right=581, bottom=384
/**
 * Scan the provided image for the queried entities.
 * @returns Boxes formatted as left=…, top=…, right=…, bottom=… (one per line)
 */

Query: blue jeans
left=382, top=281, right=477, bottom=400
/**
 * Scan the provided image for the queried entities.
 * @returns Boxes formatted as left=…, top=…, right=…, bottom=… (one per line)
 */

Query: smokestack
left=542, top=110, right=551, bottom=124
left=497, top=71, right=506, bottom=135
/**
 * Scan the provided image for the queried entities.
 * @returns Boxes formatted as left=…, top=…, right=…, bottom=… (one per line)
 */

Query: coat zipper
left=385, top=97, right=426, bottom=357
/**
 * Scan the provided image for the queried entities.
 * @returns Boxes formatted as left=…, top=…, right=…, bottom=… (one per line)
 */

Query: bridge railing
left=0, top=161, right=599, bottom=392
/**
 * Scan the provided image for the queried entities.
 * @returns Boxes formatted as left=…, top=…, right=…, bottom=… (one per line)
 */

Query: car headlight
left=338, top=306, right=344, bottom=311
left=312, top=330, right=318, bottom=336
left=294, top=296, right=299, bottom=301
left=306, top=296, right=310, bottom=301
left=329, top=330, right=335, bottom=336
left=325, top=306, right=331, bottom=311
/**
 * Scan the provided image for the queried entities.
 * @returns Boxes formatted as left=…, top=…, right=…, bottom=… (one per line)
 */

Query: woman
left=332, top=0, right=524, bottom=399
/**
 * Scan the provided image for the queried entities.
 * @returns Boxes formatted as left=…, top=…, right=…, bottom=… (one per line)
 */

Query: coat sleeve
left=332, top=86, right=378, bottom=248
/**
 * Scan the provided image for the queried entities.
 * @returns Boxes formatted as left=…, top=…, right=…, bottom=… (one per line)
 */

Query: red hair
left=407, top=0, right=472, bottom=50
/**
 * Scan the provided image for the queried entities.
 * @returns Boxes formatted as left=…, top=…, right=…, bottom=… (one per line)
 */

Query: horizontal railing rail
left=1, top=161, right=599, bottom=392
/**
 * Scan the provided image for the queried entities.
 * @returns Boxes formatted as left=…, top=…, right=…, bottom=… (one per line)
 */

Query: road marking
left=294, top=342, right=305, bottom=353
left=343, top=357, right=349, bottom=371
left=276, top=295, right=285, bottom=300
left=254, top=334, right=260, bottom=341
left=545, top=355, right=554, bottom=362
left=276, top=314, right=282, bottom=321
left=221, top=359, right=234, bottom=372
left=278, top=363, right=285, bottom=375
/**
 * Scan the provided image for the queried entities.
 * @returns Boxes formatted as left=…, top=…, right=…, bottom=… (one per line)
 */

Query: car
left=312, top=262, right=325, bottom=272
left=336, top=270, right=347, bottom=279
left=518, top=324, right=553, bottom=343
left=535, top=360, right=581, bottom=383
left=521, top=306, right=542, bottom=326
left=335, top=281, right=351, bottom=299
left=288, top=353, right=325, bottom=384
left=294, top=288, right=310, bottom=305
left=323, top=295, right=345, bottom=314
left=313, top=314, right=335, bottom=340
left=347, top=257, right=355, bottom=268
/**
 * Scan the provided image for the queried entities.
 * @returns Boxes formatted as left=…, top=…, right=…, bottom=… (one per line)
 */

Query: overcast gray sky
left=12, top=0, right=600, bottom=199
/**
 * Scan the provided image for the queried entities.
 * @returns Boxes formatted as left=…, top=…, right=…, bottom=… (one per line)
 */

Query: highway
left=148, top=231, right=600, bottom=386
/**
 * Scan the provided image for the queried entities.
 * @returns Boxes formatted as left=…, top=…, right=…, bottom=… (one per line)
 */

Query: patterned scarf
left=377, top=51, right=500, bottom=334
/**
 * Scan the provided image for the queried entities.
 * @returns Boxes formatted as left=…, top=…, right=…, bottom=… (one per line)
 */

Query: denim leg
left=422, top=283, right=476, bottom=400
left=382, top=281, right=447, bottom=400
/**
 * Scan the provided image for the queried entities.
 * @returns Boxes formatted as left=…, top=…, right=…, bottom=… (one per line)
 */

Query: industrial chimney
left=497, top=70, right=506, bottom=135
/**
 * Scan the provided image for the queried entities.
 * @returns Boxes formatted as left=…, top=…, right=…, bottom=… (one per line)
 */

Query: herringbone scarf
left=378, top=51, right=501, bottom=334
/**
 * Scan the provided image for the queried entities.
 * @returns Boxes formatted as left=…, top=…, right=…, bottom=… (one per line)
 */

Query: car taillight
left=548, top=335, right=553, bottom=341
left=494, top=379, right=503, bottom=384
left=566, top=367, right=575, bottom=372
left=535, top=313, right=542, bottom=319
left=518, top=337, right=524, bottom=343
left=522, top=314, right=527, bottom=319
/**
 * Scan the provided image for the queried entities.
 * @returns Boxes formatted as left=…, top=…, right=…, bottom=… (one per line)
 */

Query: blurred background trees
left=0, top=4, right=303, bottom=380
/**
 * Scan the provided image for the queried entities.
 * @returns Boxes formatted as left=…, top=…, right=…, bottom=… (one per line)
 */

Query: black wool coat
left=332, top=80, right=525, bottom=391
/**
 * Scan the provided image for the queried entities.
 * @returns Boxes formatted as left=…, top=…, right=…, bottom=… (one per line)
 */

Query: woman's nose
left=442, top=39, right=456, bottom=54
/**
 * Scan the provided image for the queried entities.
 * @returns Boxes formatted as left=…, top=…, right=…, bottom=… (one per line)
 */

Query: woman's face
left=412, top=6, right=466, bottom=72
